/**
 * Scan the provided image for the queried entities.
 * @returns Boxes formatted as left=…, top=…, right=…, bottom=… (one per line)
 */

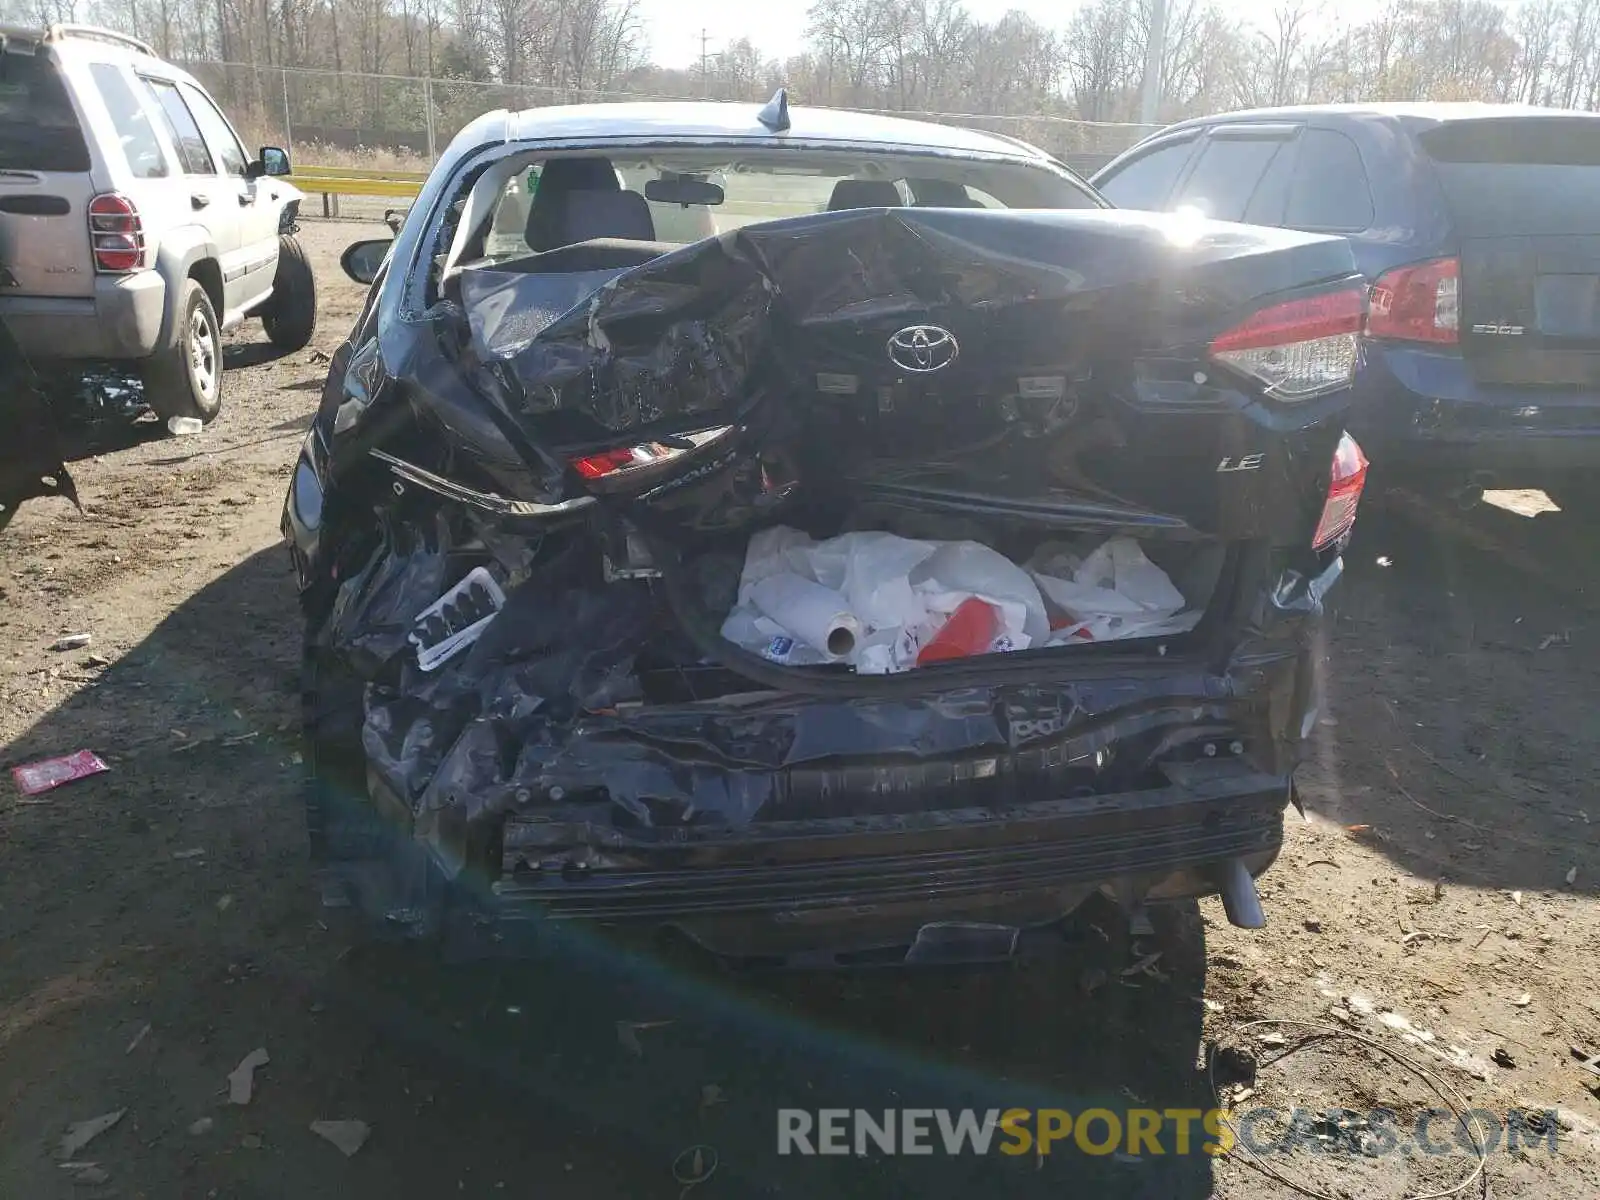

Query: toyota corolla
left=282, top=92, right=1368, bottom=965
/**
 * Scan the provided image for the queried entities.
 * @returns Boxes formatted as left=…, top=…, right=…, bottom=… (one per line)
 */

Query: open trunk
left=304, top=203, right=1363, bottom=954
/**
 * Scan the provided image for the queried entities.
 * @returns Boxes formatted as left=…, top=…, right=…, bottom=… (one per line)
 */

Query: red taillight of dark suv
left=87, top=193, right=145, bottom=273
left=1368, top=257, right=1460, bottom=344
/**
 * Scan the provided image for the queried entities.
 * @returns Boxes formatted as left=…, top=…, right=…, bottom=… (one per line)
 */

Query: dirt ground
left=2, top=218, right=1599, bottom=1200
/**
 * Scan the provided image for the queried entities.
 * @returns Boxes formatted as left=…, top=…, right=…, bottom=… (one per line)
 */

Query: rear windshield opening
left=0, top=52, right=91, bottom=172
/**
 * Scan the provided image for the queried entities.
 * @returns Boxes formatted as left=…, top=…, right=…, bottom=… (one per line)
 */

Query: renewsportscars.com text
left=777, top=1107, right=1560, bottom=1158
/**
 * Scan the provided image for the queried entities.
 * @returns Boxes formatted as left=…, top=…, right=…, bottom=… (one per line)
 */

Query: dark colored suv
left=1093, top=104, right=1600, bottom=507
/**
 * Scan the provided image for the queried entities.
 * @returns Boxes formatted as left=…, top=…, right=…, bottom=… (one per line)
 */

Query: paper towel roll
left=749, top=575, right=861, bottom=660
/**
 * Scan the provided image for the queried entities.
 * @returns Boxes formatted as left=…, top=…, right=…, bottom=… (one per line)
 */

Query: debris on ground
left=310, top=1119, right=370, bottom=1157
left=241, top=1133, right=263, bottom=1149
left=227, top=1047, right=270, bottom=1104
left=12, top=750, right=110, bottom=797
left=171, top=847, right=206, bottom=860
left=1119, top=951, right=1168, bottom=982
left=1513, top=993, right=1533, bottom=1008
left=616, top=1019, right=675, bottom=1058
left=57, top=1110, right=125, bottom=1158
left=49, top=633, right=92, bottom=651
left=124, top=1022, right=151, bottom=1054
left=59, top=1162, right=110, bottom=1184
left=187, top=1117, right=215, bottom=1136
left=698, top=1084, right=726, bottom=1118
left=671, top=1144, right=718, bottom=1192
left=1493, top=1047, right=1517, bottom=1068
left=1572, top=1045, right=1600, bottom=1078
left=1567, top=866, right=1579, bottom=886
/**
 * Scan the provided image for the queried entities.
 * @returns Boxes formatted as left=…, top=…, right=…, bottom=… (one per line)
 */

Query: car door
left=179, top=80, right=278, bottom=311
left=138, top=74, right=243, bottom=318
left=1092, top=132, right=1201, bottom=211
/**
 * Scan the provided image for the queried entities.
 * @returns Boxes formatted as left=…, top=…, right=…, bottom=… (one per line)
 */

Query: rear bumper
left=1353, top=343, right=1600, bottom=482
left=359, top=758, right=1290, bottom=961
left=0, top=271, right=165, bottom=360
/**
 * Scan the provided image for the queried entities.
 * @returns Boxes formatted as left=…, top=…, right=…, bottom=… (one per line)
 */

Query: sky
left=638, top=0, right=1396, bottom=72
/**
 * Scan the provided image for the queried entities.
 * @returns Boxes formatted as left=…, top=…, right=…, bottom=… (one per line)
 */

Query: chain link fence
left=179, top=60, right=1158, bottom=176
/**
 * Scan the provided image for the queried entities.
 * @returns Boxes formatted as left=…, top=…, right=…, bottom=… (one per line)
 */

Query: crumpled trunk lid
left=465, top=207, right=1357, bottom=547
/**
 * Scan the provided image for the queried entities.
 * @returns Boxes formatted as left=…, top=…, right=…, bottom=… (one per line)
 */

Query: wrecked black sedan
left=283, top=95, right=1369, bottom=965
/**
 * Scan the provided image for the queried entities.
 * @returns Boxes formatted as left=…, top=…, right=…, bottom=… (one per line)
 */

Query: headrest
left=557, top=190, right=656, bottom=245
left=526, top=156, right=622, bottom=249
left=907, top=178, right=983, bottom=208
left=536, top=157, right=620, bottom=193
left=826, top=179, right=904, bottom=211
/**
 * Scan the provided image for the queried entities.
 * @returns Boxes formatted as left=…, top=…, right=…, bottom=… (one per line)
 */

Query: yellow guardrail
left=288, top=166, right=424, bottom=216
left=292, top=164, right=430, bottom=182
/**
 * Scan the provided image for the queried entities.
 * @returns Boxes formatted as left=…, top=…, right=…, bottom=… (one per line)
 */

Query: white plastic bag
left=911, top=541, right=1049, bottom=646
left=1030, top=536, right=1197, bottom=643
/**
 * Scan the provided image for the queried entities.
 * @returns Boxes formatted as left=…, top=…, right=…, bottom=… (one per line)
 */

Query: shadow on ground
left=1, top=545, right=1218, bottom=1199
left=1297, top=492, right=1599, bottom=898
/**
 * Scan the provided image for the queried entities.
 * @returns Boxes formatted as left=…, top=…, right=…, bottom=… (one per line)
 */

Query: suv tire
left=143, top=278, right=223, bottom=424
left=262, top=234, right=318, bottom=352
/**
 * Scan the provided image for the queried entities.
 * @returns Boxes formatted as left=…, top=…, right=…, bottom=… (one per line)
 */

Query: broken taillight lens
left=1312, top=432, right=1369, bottom=551
left=1209, top=287, right=1364, bottom=400
left=1368, top=257, right=1459, bottom=345
left=570, top=426, right=733, bottom=485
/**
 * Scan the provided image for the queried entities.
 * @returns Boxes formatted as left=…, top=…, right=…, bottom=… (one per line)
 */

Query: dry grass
left=286, top=140, right=434, bottom=171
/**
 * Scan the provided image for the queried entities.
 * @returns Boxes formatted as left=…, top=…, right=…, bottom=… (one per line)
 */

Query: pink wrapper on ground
left=12, top=750, right=110, bottom=796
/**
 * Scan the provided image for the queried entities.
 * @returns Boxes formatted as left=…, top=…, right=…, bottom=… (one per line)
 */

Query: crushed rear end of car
left=287, top=204, right=1368, bottom=964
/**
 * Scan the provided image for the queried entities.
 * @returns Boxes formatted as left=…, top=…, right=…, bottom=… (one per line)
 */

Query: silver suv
left=0, top=24, right=314, bottom=424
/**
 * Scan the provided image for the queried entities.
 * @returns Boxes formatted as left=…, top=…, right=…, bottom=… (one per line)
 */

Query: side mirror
left=254, top=146, right=291, bottom=178
left=340, top=238, right=391, bottom=286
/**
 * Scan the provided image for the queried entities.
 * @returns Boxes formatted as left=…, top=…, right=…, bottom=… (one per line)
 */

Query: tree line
left=7, top=0, right=1600, bottom=157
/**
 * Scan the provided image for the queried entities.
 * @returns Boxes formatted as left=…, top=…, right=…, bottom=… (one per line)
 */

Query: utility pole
left=1139, top=0, right=1167, bottom=126
left=700, top=28, right=713, bottom=97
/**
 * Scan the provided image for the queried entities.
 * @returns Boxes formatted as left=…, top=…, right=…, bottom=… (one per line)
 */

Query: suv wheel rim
left=189, top=308, right=217, bottom=402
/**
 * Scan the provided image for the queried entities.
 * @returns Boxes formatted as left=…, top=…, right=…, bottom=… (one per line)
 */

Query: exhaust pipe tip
left=1217, top=857, right=1266, bottom=929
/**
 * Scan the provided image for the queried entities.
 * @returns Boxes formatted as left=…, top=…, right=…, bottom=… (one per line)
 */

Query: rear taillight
left=88, top=193, right=145, bottom=273
left=1367, top=257, right=1458, bottom=344
left=570, top=426, right=733, bottom=487
left=1312, top=432, right=1369, bottom=551
left=1209, top=287, right=1364, bottom=400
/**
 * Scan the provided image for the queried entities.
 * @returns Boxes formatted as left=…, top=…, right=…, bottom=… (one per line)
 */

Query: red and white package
left=12, top=750, right=110, bottom=796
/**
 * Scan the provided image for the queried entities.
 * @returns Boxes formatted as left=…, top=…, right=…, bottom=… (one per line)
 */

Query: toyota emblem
left=886, top=325, right=959, bottom=373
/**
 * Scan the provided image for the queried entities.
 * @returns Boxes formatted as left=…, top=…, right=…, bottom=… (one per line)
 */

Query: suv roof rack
left=45, top=23, right=156, bottom=56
